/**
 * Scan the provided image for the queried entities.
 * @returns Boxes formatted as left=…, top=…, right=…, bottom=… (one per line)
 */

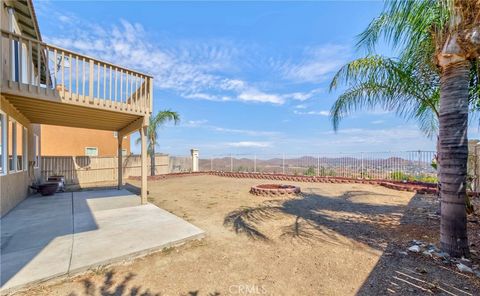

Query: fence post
left=190, top=149, right=199, bottom=172
left=361, top=152, right=364, bottom=179
left=230, top=154, right=233, bottom=172
left=210, top=157, right=213, bottom=172
left=417, top=150, right=421, bottom=177
left=254, top=154, right=257, bottom=173
left=317, top=155, right=320, bottom=176
left=282, top=153, right=285, bottom=175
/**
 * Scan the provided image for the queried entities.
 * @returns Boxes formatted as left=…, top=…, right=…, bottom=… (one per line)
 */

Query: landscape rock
left=408, top=245, right=421, bottom=253
left=422, top=251, right=433, bottom=257
left=426, top=244, right=439, bottom=252
left=457, top=263, right=473, bottom=274
left=433, top=251, right=450, bottom=259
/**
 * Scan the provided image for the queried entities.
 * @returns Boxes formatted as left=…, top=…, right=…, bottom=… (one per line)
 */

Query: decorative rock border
left=128, top=171, right=479, bottom=197
left=250, top=184, right=301, bottom=197
left=208, top=172, right=443, bottom=195
left=128, top=172, right=208, bottom=181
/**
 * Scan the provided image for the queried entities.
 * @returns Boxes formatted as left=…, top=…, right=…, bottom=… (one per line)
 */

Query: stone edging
left=250, top=184, right=301, bottom=197
left=128, top=171, right=448, bottom=195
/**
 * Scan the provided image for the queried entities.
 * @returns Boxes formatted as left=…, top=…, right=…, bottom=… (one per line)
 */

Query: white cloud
left=237, top=89, right=285, bottom=104
left=183, top=93, right=231, bottom=102
left=184, top=120, right=209, bottom=127
left=321, top=126, right=423, bottom=145
left=371, top=120, right=385, bottom=125
left=43, top=16, right=321, bottom=106
left=182, top=120, right=280, bottom=137
left=295, top=104, right=307, bottom=109
left=41, top=9, right=336, bottom=106
left=227, top=141, right=272, bottom=148
left=283, top=88, right=323, bottom=101
left=294, top=110, right=330, bottom=116
left=212, top=127, right=279, bottom=137
left=277, top=44, right=349, bottom=83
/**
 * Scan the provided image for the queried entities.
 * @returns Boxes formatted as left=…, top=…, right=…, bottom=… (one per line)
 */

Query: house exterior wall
left=40, top=125, right=131, bottom=157
left=0, top=95, right=42, bottom=217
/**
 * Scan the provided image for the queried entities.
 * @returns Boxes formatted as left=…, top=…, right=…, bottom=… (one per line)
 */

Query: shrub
left=304, top=166, right=316, bottom=176
left=390, top=171, right=409, bottom=181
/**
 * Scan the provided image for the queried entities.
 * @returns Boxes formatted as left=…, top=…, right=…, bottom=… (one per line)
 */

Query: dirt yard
left=15, top=175, right=480, bottom=296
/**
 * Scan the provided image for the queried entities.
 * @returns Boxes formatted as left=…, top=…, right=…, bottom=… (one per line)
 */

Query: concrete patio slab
left=0, top=189, right=204, bottom=293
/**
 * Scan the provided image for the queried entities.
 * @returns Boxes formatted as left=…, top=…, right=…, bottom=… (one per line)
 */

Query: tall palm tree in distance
left=330, top=0, right=480, bottom=257
left=137, top=110, right=180, bottom=176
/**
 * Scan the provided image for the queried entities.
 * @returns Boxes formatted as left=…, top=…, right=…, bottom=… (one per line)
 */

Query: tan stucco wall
left=41, top=125, right=131, bottom=157
left=0, top=95, right=41, bottom=217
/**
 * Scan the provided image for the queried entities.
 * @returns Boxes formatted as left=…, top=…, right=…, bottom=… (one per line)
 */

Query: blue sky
left=34, top=1, right=480, bottom=156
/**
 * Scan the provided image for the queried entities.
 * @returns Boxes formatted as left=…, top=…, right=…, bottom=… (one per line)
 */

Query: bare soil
left=15, top=175, right=480, bottom=296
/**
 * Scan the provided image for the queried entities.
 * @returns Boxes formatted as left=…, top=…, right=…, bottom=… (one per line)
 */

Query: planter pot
left=38, top=182, right=59, bottom=196
left=47, top=175, right=65, bottom=192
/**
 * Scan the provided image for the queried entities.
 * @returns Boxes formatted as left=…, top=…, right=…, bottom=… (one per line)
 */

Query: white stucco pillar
left=191, top=149, right=199, bottom=172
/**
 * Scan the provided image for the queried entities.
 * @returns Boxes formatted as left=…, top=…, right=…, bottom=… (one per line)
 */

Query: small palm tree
left=330, top=0, right=480, bottom=257
left=136, top=110, right=180, bottom=176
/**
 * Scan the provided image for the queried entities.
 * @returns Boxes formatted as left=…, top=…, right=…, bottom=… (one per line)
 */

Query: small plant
left=390, top=171, right=409, bottom=181
left=417, top=175, right=438, bottom=183
left=304, top=166, right=316, bottom=176
left=235, top=165, right=246, bottom=172
left=359, top=171, right=371, bottom=179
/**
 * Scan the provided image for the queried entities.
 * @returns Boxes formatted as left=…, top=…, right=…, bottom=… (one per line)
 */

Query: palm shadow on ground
left=68, top=271, right=221, bottom=296
left=224, top=190, right=480, bottom=295
left=224, top=189, right=404, bottom=250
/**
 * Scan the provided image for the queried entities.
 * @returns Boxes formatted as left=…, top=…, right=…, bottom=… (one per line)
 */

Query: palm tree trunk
left=439, top=60, right=470, bottom=258
left=151, top=145, right=156, bottom=176
left=436, top=136, right=441, bottom=215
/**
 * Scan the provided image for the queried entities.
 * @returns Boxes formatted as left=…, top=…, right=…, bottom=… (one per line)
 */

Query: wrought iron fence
left=171, top=151, right=438, bottom=182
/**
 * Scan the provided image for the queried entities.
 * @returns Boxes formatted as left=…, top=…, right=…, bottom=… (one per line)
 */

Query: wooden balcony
left=1, top=30, right=152, bottom=132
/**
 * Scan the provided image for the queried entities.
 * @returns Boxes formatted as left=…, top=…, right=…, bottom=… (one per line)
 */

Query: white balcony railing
left=1, top=30, right=153, bottom=115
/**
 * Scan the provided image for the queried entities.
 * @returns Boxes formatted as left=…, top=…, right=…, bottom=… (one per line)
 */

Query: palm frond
left=134, top=110, right=180, bottom=156
left=330, top=55, right=401, bottom=91
left=357, top=0, right=448, bottom=54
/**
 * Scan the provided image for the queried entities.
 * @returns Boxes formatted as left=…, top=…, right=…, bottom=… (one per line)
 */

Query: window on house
left=16, top=123, right=23, bottom=171
left=0, top=112, right=5, bottom=174
left=85, top=147, right=98, bottom=156
left=34, top=135, right=39, bottom=168
left=8, top=119, right=16, bottom=172
left=122, top=149, right=127, bottom=156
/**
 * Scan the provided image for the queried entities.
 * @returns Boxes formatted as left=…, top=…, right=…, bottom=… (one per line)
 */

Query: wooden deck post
left=117, top=135, right=123, bottom=190
left=140, top=125, right=148, bottom=204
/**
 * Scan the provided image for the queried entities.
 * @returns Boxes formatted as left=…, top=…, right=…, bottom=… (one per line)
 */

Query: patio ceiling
left=3, top=93, right=141, bottom=131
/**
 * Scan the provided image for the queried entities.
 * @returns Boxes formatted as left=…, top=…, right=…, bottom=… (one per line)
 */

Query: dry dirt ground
left=15, top=175, right=480, bottom=296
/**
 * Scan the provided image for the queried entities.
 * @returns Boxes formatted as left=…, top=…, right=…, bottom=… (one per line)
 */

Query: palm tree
left=330, top=0, right=480, bottom=257
left=137, top=110, right=180, bottom=176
